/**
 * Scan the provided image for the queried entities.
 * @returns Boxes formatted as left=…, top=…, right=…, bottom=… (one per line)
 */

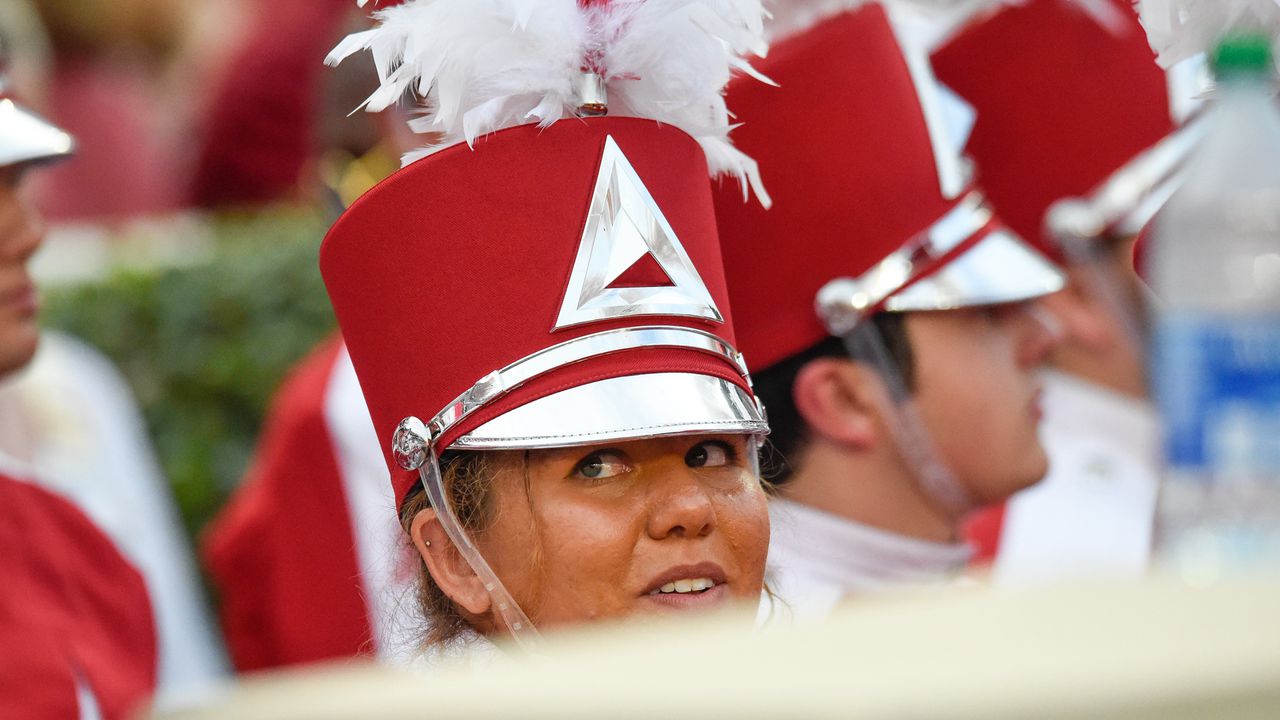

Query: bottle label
left=1154, top=314, right=1280, bottom=477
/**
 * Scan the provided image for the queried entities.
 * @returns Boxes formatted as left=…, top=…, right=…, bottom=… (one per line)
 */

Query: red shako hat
left=713, top=2, right=1063, bottom=370
left=930, top=0, right=1176, bottom=259
left=321, top=0, right=772, bottom=506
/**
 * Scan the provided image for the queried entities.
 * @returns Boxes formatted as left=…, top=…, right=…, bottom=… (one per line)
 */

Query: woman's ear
left=410, top=509, right=493, bottom=617
left=792, top=357, right=884, bottom=449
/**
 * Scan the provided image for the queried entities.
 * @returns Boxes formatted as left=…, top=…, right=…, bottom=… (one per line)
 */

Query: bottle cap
left=1212, top=34, right=1273, bottom=80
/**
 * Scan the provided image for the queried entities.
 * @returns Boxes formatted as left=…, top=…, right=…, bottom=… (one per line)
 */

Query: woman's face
left=473, top=434, right=770, bottom=631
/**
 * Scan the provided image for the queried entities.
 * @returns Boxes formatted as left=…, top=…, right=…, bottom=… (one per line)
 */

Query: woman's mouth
left=640, top=564, right=730, bottom=610
left=642, top=580, right=729, bottom=609
left=648, top=577, right=717, bottom=595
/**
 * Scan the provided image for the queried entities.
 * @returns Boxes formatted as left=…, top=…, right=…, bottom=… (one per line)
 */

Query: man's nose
left=1016, top=301, right=1067, bottom=368
left=0, top=183, right=43, bottom=261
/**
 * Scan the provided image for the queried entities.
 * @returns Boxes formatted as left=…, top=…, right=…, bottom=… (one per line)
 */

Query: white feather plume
left=327, top=0, right=772, bottom=206
left=1136, top=0, right=1280, bottom=67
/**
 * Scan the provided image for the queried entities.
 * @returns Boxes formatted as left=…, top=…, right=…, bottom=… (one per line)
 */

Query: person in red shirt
left=0, top=66, right=159, bottom=719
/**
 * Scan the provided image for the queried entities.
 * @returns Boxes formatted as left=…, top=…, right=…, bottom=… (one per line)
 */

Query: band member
left=318, top=0, right=773, bottom=656
left=0, top=64, right=158, bottom=718
left=930, top=0, right=1183, bottom=579
left=712, top=3, right=1065, bottom=620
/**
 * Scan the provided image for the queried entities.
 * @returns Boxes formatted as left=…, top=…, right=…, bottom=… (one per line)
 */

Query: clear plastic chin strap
left=1058, top=228, right=1150, bottom=358
left=839, top=320, right=974, bottom=518
left=416, top=448, right=543, bottom=652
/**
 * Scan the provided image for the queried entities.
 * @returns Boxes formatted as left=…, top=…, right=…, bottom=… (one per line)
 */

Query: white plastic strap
left=840, top=321, right=973, bottom=517
left=418, top=451, right=542, bottom=651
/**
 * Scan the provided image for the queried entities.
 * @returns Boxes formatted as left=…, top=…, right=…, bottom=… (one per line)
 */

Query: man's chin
left=1015, top=452, right=1051, bottom=494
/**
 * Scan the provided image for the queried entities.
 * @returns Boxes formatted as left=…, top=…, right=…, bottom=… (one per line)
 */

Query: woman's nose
left=645, top=467, right=716, bottom=541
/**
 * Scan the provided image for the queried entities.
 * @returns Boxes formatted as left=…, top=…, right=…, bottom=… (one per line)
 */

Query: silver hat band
left=816, top=190, right=995, bottom=335
left=392, top=325, right=755, bottom=467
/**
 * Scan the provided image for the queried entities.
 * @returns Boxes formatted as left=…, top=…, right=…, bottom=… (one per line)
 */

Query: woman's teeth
left=651, top=577, right=716, bottom=595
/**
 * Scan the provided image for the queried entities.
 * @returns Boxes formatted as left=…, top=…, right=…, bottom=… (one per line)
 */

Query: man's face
left=904, top=302, right=1060, bottom=505
left=0, top=165, right=44, bottom=375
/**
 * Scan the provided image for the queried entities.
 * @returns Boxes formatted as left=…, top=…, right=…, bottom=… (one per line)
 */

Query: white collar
left=767, top=497, right=972, bottom=595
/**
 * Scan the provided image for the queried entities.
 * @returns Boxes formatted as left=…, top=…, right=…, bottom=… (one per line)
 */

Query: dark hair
left=753, top=312, right=915, bottom=485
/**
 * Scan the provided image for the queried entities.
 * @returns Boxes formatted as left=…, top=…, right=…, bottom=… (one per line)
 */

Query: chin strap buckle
left=391, top=416, right=438, bottom=471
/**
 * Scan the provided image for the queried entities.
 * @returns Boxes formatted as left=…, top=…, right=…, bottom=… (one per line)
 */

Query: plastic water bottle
left=1151, top=35, right=1280, bottom=577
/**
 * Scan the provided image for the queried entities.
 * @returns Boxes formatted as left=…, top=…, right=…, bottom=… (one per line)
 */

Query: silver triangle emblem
left=554, top=135, right=724, bottom=331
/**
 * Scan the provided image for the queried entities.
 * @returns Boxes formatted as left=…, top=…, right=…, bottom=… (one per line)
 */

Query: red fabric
left=202, top=336, right=375, bottom=671
left=713, top=5, right=978, bottom=370
left=322, top=118, right=748, bottom=505
left=931, top=0, right=1175, bottom=262
left=611, top=252, right=673, bottom=288
left=35, top=60, right=184, bottom=221
left=189, top=0, right=353, bottom=208
left=962, top=503, right=1008, bottom=564
left=0, top=474, right=157, bottom=720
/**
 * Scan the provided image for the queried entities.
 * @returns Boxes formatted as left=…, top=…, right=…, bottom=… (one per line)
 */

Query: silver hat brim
left=0, top=98, right=74, bottom=168
left=883, top=227, right=1066, bottom=313
left=453, top=372, right=768, bottom=450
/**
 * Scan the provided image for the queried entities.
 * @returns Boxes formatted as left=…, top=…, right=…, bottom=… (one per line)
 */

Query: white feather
left=329, top=0, right=772, bottom=206
left=1135, top=0, right=1280, bottom=67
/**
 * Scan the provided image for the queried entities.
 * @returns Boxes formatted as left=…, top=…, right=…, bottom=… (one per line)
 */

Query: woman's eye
left=686, top=441, right=733, bottom=469
left=574, top=451, right=631, bottom=481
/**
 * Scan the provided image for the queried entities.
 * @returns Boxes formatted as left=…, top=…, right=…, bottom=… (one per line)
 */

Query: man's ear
left=792, top=357, right=885, bottom=449
left=410, top=509, right=493, bottom=616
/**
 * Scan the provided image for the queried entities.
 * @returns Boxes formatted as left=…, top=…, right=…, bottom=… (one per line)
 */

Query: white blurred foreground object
left=158, top=575, right=1280, bottom=719
left=1150, top=36, right=1280, bottom=574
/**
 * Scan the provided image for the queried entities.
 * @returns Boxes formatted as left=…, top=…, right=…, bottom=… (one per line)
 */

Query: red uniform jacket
left=203, top=337, right=376, bottom=671
left=0, top=473, right=157, bottom=719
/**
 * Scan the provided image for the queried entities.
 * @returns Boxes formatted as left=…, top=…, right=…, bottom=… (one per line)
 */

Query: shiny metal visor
left=386, top=326, right=769, bottom=465
left=0, top=97, right=74, bottom=168
left=817, top=193, right=1066, bottom=335
left=456, top=372, right=768, bottom=450
left=884, top=226, right=1066, bottom=313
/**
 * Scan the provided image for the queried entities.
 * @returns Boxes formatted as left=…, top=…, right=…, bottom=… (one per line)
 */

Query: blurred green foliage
left=41, top=208, right=337, bottom=539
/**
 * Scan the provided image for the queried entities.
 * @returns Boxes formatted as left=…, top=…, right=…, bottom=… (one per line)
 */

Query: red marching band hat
left=713, top=1, right=1064, bottom=371
left=930, top=0, right=1180, bottom=260
left=321, top=0, right=771, bottom=644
